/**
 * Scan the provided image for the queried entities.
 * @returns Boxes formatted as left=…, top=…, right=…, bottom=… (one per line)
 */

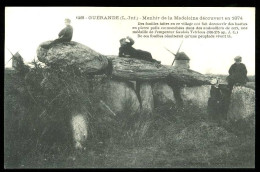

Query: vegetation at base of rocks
left=5, top=60, right=107, bottom=167
left=4, top=61, right=255, bottom=168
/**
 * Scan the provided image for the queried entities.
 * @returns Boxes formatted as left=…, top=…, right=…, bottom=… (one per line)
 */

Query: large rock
left=139, top=82, right=154, bottom=114
left=97, top=79, right=140, bottom=116
left=37, top=41, right=108, bottom=73
left=167, top=67, right=211, bottom=86
left=227, top=86, right=255, bottom=122
left=110, top=57, right=169, bottom=81
left=152, top=82, right=176, bottom=107
left=180, top=85, right=211, bottom=111
left=110, top=56, right=211, bottom=85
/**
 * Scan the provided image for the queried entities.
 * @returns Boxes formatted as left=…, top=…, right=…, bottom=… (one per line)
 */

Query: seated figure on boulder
left=118, top=36, right=161, bottom=64
left=226, top=56, right=249, bottom=89
left=41, top=18, right=73, bottom=49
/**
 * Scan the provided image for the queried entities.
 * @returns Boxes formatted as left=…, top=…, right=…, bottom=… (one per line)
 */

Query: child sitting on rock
left=118, top=36, right=161, bottom=64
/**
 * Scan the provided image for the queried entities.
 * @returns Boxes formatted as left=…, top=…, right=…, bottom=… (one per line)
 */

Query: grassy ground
left=4, top=69, right=255, bottom=168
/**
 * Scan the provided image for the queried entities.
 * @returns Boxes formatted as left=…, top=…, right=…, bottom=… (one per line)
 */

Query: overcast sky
left=5, top=7, right=255, bottom=75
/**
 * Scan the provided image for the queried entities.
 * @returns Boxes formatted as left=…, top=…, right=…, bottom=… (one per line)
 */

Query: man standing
left=227, top=56, right=249, bottom=89
left=41, top=18, right=73, bottom=49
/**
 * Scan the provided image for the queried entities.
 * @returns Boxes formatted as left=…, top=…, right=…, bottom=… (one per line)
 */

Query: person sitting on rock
left=41, top=18, right=73, bottom=49
left=226, top=56, right=249, bottom=89
left=118, top=36, right=161, bottom=64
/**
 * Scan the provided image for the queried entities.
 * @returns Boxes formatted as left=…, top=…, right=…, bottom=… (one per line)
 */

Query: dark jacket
left=119, top=44, right=137, bottom=57
left=119, top=39, right=135, bottom=57
left=58, top=25, right=73, bottom=42
left=208, top=85, right=230, bottom=120
left=227, top=63, right=248, bottom=85
left=118, top=40, right=155, bottom=62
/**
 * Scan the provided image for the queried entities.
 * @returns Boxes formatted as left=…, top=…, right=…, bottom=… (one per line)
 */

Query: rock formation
left=180, top=85, right=211, bottom=112
left=167, top=67, right=211, bottom=86
left=34, top=41, right=255, bottom=151
left=109, top=56, right=211, bottom=86
left=227, top=86, right=255, bottom=122
left=139, top=82, right=154, bottom=114
left=96, top=79, right=140, bottom=116
left=110, top=57, right=169, bottom=81
left=152, top=82, right=176, bottom=107
left=37, top=41, right=108, bottom=73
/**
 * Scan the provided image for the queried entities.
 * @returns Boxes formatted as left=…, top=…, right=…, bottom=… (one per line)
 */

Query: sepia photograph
left=4, top=7, right=255, bottom=168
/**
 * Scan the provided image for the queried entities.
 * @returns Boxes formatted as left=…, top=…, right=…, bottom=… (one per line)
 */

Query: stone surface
left=167, top=67, right=211, bottom=86
left=71, top=111, right=88, bottom=150
left=111, top=57, right=169, bottom=81
left=96, top=79, right=140, bottom=116
left=180, top=85, right=211, bottom=111
left=139, top=82, right=154, bottom=113
left=37, top=41, right=108, bottom=73
left=227, top=86, right=255, bottom=122
left=111, top=57, right=211, bottom=86
left=152, top=82, right=176, bottom=107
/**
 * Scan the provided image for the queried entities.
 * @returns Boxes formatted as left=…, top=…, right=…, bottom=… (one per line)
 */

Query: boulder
left=96, top=79, right=140, bottom=116
left=180, top=85, right=211, bottom=111
left=110, top=57, right=211, bottom=86
left=139, top=82, right=154, bottom=114
left=167, top=67, right=211, bottom=86
left=152, top=82, right=176, bottom=107
left=37, top=41, right=108, bottom=73
left=110, top=57, right=169, bottom=81
left=227, top=86, right=255, bottom=122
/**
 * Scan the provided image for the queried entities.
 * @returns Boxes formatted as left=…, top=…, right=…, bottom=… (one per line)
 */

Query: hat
left=65, top=18, right=71, bottom=23
left=234, top=56, right=242, bottom=62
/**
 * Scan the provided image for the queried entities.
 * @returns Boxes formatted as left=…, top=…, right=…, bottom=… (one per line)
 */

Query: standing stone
left=97, top=79, right=140, bottom=116
left=180, top=85, right=211, bottom=111
left=227, top=86, right=255, bottom=122
left=152, top=82, right=176, bottom=107
left=71, top=111, right=88, bottom=150
left=139, top=82, right=154, bottom=114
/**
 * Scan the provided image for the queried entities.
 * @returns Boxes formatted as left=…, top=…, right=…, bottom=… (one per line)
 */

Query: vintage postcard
left=4, top=7, right=255, bottom=168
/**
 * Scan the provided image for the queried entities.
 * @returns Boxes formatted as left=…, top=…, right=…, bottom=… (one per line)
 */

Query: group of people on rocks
left=41, top=18, right=161, bottom=65
left=41, top=18, right=249, bottom=87
left=41, top=18, right=250, bottom=121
